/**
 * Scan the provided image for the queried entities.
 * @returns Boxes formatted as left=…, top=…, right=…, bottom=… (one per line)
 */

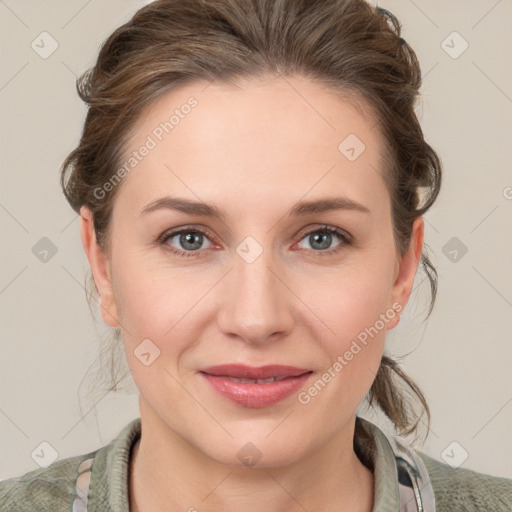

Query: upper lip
left=200, top=364, right=312, bottom=379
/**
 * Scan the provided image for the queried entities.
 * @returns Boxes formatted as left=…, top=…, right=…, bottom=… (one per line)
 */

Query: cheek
left=302, top=283, right=390, bottom=414
left=300, top=258, right=395, bottom=343
left=112, top=269, right=197, bottom=396
left=294, top=255, right=395, bottom=394
left=111, top=259, right=208, bottom=350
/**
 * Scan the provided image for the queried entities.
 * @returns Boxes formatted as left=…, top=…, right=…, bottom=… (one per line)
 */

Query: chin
left=197, top=432, right=309, bottom=470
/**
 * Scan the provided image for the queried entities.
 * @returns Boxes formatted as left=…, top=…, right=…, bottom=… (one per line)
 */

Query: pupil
left=312, top=232, right=331, bottom=250
left=181, top=232, right=202, bottom=250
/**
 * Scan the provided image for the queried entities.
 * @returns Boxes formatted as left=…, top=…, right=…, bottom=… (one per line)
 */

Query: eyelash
left=158, top=224, right=353, bottom=259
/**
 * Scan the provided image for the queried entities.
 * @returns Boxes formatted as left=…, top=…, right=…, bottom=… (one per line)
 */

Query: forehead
left=115, top=74, right=389, bottom=217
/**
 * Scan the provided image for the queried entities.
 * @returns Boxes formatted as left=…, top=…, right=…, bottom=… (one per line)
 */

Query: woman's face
left=82, top=74, right=423, bottom=466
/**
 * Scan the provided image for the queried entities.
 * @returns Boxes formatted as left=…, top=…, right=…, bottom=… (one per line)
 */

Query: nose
left=216, top=245, right=294, bottom=347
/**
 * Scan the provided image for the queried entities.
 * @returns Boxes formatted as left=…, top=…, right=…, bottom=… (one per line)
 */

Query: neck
left=129, top=404, right=374, bottom=512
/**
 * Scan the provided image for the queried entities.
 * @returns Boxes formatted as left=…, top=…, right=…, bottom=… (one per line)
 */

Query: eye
left=159, top=226, right=213, bottom=258
left=158, top=224, right=352, bottom=258
left=295, top=225, right=352, bottom=255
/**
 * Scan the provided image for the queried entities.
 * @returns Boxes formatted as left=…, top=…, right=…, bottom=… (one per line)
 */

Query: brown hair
left=61, top=0, right=441, bottom=442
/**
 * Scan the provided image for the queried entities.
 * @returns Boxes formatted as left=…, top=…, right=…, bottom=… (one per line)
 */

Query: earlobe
left=79, top=206, right=120, bottom=328
left=387, top=216, right=424, bottom=329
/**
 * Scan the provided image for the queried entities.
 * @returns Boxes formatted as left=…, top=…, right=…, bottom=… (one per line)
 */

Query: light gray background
left=1, top=0, right=511, bottom=481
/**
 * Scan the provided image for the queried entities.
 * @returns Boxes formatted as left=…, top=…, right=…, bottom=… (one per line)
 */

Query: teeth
left=226, top=376, right=287, bottom=383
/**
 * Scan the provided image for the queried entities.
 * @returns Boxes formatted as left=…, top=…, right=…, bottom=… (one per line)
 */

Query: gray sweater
left=1, top=417, right=511, bottom=511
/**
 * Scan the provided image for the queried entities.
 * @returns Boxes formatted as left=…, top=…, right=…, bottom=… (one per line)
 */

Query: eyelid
left=158, top=224, right=216, bottom=243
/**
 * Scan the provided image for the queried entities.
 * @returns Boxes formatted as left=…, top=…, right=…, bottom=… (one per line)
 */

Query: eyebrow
left=140, top=196, right=371, bottom=220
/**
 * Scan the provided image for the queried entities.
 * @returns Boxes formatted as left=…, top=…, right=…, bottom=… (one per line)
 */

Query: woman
left=1, top=0, right=511, bottom=510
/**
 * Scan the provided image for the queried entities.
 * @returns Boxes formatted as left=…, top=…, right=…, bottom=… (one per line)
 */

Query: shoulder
left=416, top=450, right=512, bottom=512
left=0, top=450, right=97, bottom=512
left=0, top=418, right=141, bottom=511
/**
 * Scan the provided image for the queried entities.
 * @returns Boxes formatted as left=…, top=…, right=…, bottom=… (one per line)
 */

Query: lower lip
left=200, top=372, right=313, bottom=408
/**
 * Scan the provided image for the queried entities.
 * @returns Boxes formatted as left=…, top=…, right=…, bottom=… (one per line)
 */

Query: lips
left=200, top=364, right=311, bottom=380
left=199, top=364, right=313, bottom=408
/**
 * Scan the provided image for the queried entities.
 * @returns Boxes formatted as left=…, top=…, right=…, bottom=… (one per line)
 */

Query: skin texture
left=80, top=74, right=424, bottom=512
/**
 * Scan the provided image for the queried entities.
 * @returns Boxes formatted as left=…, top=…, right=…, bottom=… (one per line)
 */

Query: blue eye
left=296, top=226, right=351, bottom=255
left=159, top=224, right=352, bottom=258
left=160, top=227, right=213, bottom=257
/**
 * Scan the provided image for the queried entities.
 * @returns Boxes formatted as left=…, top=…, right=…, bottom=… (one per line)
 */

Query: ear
left=387, top=216, right=424, bottom=330
left=80, top=206, right=120, bottom=328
